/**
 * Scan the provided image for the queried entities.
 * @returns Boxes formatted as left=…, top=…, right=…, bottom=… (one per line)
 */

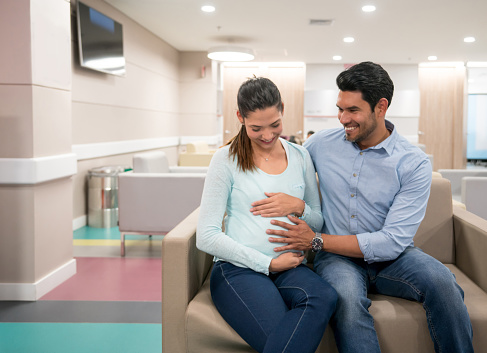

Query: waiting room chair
left=462, top=176, right=487, bottom=220
left=178, top=141, right=216, bottom=167
left=118, top=150, right=206, bottom=256
left=438, top=168, right=487, bottom=203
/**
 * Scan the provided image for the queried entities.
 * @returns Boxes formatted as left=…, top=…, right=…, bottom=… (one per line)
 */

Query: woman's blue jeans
left=313, top=246, right=474, bottom=353
left=210, top=261, right=337, bottom=353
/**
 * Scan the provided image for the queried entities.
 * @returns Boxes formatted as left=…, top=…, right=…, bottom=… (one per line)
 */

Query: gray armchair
left=462, top=176, right=487, bottom=220
left=161, top=176, right=487, bottom=352
left=118, top=150, right=206, bottom=256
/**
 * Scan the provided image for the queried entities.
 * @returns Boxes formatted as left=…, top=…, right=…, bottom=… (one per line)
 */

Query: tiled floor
left=0, top=226, right=164, bottom=353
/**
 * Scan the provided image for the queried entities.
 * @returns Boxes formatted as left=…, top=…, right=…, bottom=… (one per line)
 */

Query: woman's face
left=237, top=105, right=283, bottom=151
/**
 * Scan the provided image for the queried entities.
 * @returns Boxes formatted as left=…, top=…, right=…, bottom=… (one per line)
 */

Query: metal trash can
left=87, top=165, right=130, bottom=228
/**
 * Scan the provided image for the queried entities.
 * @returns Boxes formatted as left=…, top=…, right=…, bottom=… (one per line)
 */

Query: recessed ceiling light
left=464, top=37, right=476, bottom=43
left=201, top=5, right=215, bottom=13
left=333, top=55, right=342, bottom=61
left=362, top=5, right=376, bottom=12
left=343, top=37, right=355, bottom=43
left=428, top=56, right=438, bottom=61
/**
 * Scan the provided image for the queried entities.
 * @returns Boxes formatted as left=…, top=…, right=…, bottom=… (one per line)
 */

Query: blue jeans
left=210, top=261, right=337, bottom=353
left=314, top=247, right=473, bottom=353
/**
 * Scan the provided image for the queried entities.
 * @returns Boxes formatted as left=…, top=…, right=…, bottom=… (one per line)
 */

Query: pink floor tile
left=40, top=257, right=162, bottom=302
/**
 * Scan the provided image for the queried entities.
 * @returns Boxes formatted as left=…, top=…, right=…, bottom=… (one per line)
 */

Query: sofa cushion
left=185, top=264, right=487, bottom=353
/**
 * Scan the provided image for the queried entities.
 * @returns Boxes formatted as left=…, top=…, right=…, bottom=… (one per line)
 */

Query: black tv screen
left=77, top=1, right=125, bottom=76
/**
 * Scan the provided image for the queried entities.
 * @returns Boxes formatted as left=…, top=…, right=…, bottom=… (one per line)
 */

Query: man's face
left=336, top=90, right=380, bottom=149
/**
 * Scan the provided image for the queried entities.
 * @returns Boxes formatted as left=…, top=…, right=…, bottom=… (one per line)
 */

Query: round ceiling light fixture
left=207, top=46, right=255, bottom=61
left=201, top=5, right=215, bottom=13
left=362, top=5, right=376, bottom=12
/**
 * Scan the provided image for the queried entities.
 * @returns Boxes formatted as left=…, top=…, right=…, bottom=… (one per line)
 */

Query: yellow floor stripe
left=74, top=239, right=162, bottom=246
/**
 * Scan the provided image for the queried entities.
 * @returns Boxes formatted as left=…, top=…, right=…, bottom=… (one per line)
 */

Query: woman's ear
left=237, top=111, right=244, bottom=125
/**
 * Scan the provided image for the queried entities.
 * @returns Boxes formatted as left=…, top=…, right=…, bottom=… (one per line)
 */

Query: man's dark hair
left=336, top=62, right=394, bottom=112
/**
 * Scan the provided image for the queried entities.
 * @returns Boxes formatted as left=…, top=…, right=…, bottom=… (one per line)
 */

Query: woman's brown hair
left=227, top=77, right=283, bottom=172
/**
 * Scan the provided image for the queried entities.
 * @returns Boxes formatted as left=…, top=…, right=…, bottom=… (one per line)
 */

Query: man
left=266, top=62, right=473, bottom=353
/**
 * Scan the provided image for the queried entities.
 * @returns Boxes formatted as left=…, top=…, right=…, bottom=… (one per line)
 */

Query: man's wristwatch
left=311, top=232, right=323, bottom=253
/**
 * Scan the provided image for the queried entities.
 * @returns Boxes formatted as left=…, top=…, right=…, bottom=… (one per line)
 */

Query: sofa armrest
left=453, top=206, right=487, bottom=293
left=161, top=207, right=213, bottom=353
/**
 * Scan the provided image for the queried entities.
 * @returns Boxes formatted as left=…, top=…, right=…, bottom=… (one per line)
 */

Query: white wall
left=71, top=0, right=182, bottom=221
left=304, top=64, right=420, bottom=140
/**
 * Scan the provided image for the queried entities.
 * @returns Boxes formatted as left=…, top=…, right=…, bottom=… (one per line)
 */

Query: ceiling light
left=201, top=5, right=215, bottom=13
left=464, top=37, right=476, bottom=43
left=333, top=55, right=342, bottom=61
left=207, top=46, right=255, bottom=62
left=343, top=37, right=355, bottom=43
left=428, top=56, right=438, bottom=61
left=362, top=5, right=376, bottom=12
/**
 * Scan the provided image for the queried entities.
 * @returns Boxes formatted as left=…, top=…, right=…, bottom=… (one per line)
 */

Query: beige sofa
left=161, top=176, right=487, bottom=353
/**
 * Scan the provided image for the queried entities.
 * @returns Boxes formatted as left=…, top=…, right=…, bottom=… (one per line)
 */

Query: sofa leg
left=121, top=233, right=125, bottom=256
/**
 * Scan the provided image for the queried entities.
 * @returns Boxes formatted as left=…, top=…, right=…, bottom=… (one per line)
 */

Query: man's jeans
left=314, top=246, right=474, bottom=353
left=210, top=261, right=337, bottom=353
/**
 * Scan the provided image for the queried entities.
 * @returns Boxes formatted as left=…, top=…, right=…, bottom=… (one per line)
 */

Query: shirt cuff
left=356, top=232, right=374, bottom=263
left=299, top=202, right=309, bottom=220
left=257, top=256, right=273, bottom=276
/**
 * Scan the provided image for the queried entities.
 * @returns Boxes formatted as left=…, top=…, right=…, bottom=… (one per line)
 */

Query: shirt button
left=351, top=215, right=355, bottom=219
left=360, top=152, right=363, bottom=155
left=353, top=173, right=357, bottom=177
left=351, top=194, right=355, bottom=197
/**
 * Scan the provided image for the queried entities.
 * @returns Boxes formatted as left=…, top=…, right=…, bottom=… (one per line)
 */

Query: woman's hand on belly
left=268, top=251, right=304, bottom=272
left=250, top=192, right=305, bottom=218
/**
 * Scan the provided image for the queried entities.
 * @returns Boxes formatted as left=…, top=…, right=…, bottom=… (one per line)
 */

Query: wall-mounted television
left=76, top=1, right=125, bottom=76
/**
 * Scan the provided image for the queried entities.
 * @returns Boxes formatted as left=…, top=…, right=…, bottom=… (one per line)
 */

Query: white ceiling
left=104, top=0, right=486, bottom=65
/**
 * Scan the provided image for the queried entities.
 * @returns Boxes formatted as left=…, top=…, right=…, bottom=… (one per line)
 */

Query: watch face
left=311, top=237, right=323, bottom=252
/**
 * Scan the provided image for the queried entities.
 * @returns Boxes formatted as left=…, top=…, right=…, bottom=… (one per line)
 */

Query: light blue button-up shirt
left=304, top=121, right=432, bottom=263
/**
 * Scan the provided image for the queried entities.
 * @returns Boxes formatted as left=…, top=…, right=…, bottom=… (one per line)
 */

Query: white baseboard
left=73, top=215, right=87, bottom=230
left=0, top=259, right=77, bottom=301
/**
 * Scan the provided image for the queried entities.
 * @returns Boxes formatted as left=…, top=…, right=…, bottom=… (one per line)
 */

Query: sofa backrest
left=412, top=177, right=455, bottom=263
left=133, top=150, right=170, bottom=173
left=307, top=176, right=455, bottom=265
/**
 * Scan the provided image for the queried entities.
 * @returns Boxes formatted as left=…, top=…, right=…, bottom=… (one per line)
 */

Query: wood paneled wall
left=222, top=64, right=305, bottom=144
left=418, top=65, right=467, bottom=170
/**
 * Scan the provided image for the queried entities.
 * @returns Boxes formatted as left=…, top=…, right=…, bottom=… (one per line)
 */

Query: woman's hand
left=250, top=192, right=305, bottom=217
left=269, top=251, right=304, bottom=272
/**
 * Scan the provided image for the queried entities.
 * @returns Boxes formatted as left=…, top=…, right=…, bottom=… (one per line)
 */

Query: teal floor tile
left=74, top=226, right=121, bottom=240
left=0, top=323, right=162, bottom=353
